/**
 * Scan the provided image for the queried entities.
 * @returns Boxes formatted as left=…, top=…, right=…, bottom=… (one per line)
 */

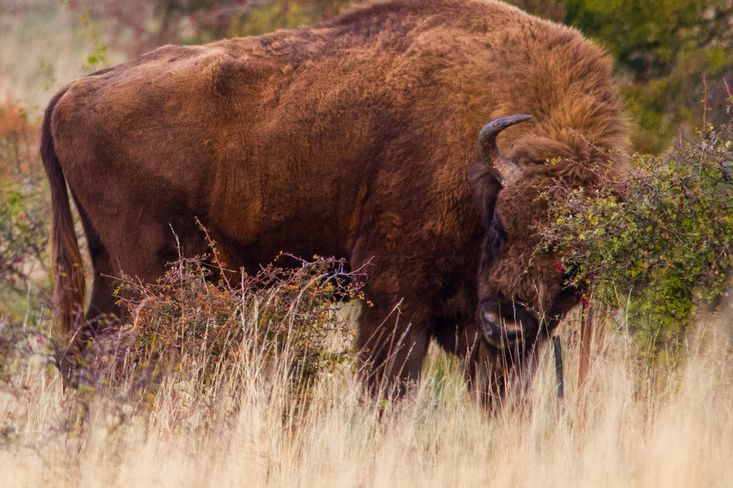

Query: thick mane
left=329, top=0, right=627, bottom=167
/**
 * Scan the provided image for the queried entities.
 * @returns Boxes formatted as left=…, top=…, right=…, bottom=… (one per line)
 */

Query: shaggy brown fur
left=42, top=0, right=626, bottom=396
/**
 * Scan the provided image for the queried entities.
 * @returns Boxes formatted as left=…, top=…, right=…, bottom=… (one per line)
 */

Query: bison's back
left=48, top=0, right=624, bottom=277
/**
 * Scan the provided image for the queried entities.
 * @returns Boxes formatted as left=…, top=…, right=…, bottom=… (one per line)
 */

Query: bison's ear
left=468, top=163, right=501, bottom=227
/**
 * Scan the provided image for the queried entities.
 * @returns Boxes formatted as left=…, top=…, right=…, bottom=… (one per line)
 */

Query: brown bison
left=41, top=0, right=626, bottom=399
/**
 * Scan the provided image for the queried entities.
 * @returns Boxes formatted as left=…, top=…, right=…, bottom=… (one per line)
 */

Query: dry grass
left=1, top=289, right=731, bottom=487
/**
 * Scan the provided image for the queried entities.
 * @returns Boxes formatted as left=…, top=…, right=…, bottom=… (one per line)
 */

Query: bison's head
left=469, top=115, right=587, bottom=351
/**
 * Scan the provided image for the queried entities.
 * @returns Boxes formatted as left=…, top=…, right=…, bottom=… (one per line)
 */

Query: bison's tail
left=40, top=88, right=86, bottom=362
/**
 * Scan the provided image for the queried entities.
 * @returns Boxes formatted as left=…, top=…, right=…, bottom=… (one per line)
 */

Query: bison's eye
left=557, top=262, right=579, bottom=285
left=489, top=214, right=507, bottom=251
left=554, top=262, right=581, bottom=294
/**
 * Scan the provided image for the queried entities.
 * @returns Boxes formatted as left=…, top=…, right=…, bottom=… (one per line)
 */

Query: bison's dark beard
left=466, top=325, right=552, bottom=411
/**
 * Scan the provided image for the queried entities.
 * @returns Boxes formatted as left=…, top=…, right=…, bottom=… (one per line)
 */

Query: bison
left=41, top=0, right=626, bottom=400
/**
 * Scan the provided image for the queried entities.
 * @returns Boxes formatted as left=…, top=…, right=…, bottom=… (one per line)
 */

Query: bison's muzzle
left=478, top=298, right=539, bottom=350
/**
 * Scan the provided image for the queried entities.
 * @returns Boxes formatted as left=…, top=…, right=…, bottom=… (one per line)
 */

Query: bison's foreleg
left=355, top=294, right=431, bottom=398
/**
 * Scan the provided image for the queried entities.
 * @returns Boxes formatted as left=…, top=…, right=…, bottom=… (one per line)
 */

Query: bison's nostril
left=481, top=312, right=502, bottom=340
left=483, top=310, right=499, bottom=325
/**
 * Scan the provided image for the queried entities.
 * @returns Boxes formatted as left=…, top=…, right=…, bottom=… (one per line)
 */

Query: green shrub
left=540, top=122, right=733, bottom=356
left=0, top=103, right=51, bottom=321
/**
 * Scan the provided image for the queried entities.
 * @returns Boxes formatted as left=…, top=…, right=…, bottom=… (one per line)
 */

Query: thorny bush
left=83, top=252, right=364, bottom=405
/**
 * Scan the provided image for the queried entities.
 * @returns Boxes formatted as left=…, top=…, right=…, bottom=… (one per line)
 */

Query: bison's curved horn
left=477, top=114, right=532, bottom=163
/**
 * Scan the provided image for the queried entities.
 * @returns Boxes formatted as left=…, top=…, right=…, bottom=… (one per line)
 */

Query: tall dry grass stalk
left=1, top=295, right=731, bottom=487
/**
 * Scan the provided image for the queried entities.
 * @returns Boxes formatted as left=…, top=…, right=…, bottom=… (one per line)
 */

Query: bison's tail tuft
left=40, top=88, right=87, bottom=375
